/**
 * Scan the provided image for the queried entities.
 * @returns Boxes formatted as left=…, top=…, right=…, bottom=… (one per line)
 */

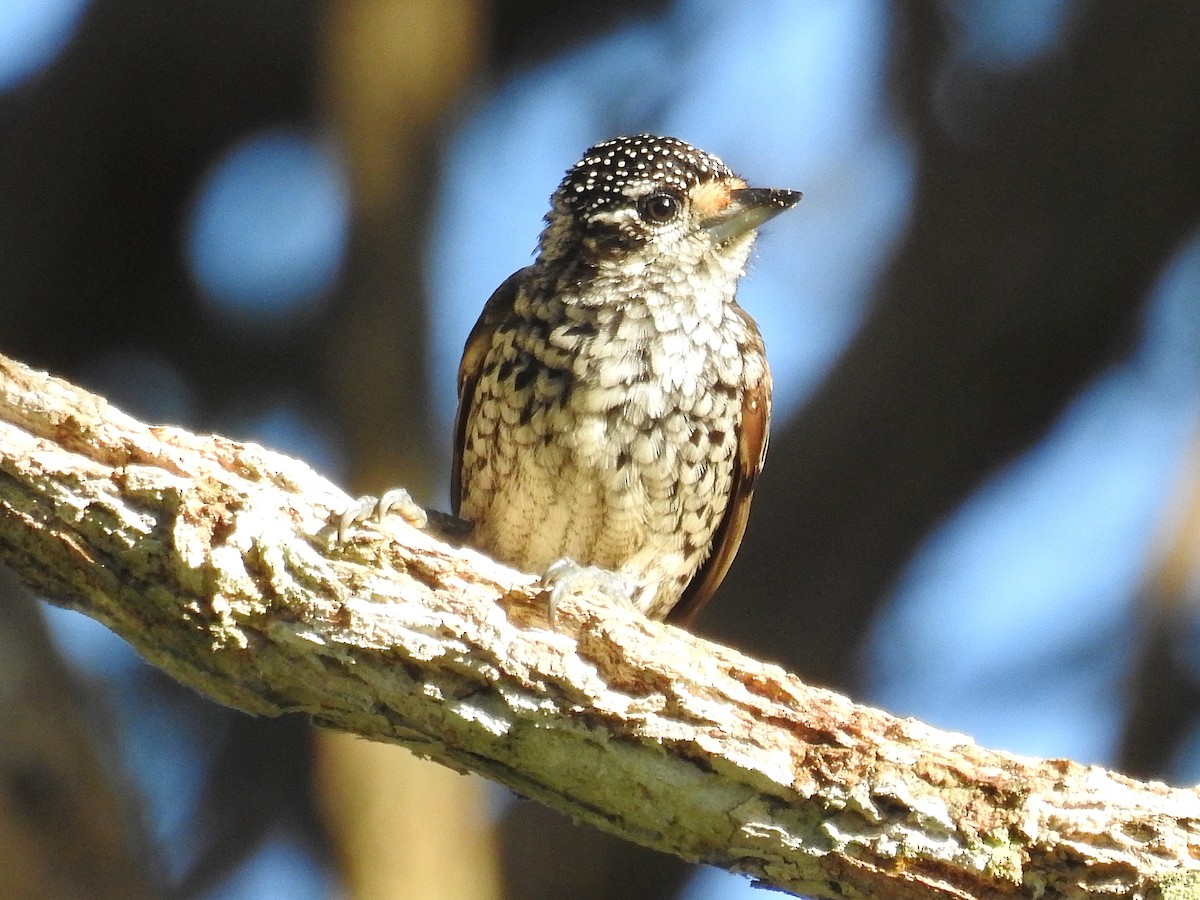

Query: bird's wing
left=666, top=364, right=771, bottom=626
left=451, top=267, right=530, bottom=516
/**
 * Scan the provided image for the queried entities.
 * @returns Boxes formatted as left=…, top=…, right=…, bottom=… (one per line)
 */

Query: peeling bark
left=0, top=353, right=1197, bottom=899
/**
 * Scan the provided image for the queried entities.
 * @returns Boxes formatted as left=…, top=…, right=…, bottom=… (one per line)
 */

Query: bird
left=450, top=135, right=800, bottom=624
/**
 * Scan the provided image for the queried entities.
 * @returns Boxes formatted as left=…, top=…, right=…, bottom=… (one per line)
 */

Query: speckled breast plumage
left=458, top=262, right=766, bottom=618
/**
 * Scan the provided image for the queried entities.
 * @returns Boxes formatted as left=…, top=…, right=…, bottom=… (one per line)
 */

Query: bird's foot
left=337, top=487, right=428, bottom=541
left=540, top=558, right=640, bottom=627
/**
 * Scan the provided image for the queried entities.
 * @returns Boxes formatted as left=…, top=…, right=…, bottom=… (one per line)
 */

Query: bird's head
left=539, top=135, right=800, bottom=280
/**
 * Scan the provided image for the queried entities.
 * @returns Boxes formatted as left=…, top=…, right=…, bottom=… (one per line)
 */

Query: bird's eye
left=639, top=192, right=681, bottom=224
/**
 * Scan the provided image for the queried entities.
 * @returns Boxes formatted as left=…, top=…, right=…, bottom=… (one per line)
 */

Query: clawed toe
left=336, top=487, right=427, bottom=541
left=338, top=495, right=378, bottom=541
left=377, top=488, right=428, bottom=528
left=540, top=558, right=639, bottom=626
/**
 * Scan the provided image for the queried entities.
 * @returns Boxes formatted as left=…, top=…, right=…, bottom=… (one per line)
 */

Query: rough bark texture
left=0, top=352, right=1198, bottom=899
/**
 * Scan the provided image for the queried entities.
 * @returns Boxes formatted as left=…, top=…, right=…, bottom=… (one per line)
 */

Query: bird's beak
left=702, top=187, right=801, bottom=245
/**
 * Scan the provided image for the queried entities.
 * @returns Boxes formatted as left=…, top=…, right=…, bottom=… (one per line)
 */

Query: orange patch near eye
left=689, top=177, right=746, bottom=218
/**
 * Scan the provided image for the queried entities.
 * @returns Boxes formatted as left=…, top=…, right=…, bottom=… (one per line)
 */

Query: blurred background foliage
left=1, top=1, right=1200, bottom=898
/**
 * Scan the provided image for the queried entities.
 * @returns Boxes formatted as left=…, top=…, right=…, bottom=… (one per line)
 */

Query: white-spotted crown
left=553, top=134, right=735, bottom=217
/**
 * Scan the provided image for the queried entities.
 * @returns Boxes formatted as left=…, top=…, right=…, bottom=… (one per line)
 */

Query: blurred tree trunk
left=0, top=572, right=159, bottom=900
left=317, top=3, right=499, bottom=899
left=1119, top=428, right=1200, bottom=777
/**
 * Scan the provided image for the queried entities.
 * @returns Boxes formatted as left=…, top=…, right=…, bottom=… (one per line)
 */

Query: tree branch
left=0, top=353, right=1197, bottom=899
